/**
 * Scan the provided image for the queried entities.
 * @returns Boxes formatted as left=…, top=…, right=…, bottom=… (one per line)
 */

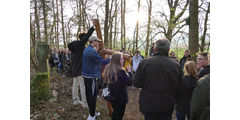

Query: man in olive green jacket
left=190, top=74, right=210, bottom=120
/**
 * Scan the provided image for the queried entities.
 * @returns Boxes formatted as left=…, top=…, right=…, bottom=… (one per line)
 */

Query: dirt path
left=30, top=70, right=176, bottom=120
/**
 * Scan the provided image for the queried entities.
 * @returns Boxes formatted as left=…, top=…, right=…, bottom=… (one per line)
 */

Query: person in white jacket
left=132, top=51, right=142, bottom=74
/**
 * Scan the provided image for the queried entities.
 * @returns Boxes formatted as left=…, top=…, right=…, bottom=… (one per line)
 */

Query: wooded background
left=30, top=0, right=210, bottom=68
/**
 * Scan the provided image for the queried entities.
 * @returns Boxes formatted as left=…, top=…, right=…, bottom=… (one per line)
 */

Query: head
left=54, top=48, right=59, bottom=53
left=197, top=52, right=209, bottom=68
left=184, top=50, right=190, bottom=57
left=78, top=32, right=87, bottom=40
left=184, top=61, right=198, bottom=78
left=103, top=52, right=123, bottom=83
left=169, top=51, right=176, bottom=58
left=64, top=49, right=68, bottom=54
left=153, top=38, right=170, bottom=54
left=50, top=47, right=54, bottom=51
left=135, top=51, right=139, bottom=56
left=89, top=36, right=101, bottom=47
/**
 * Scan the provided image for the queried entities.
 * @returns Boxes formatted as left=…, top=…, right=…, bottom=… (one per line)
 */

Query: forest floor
left=30, top=67, right=176, bottom=120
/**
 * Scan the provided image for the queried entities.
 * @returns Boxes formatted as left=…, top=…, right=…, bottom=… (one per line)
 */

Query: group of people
left=133, top=39, right=210, bottom=120
left=49, top=47, right=71, bottom=76
left=54, top=20, right=210, bottom=120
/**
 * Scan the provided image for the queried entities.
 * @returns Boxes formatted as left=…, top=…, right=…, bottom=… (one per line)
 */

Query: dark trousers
left=111, top=103, right=126, bottom=120
left=144, top=114, right=172, bottom=120
left=175, top=110, right=189, bottom=120
left=84, top=78, right=98, bottom=117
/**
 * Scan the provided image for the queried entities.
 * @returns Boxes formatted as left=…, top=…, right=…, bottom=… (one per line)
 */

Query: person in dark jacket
left=68, top=20, right=96, bottom=107
left=197, top=52, right=210, bottom=79
left=190, top=73, right=210, bottom=120
left=175, top=61, right=198, bottom=120
left=49, top=47, right=55, bottom=69
left=61, top=49, right=71, bottom=76
left=180, top=50, right=191, bottom=70
left=190, top=53, right=210, bottom=120
left=103, top=52, right=132, bottom=120
left=133, top=38, right=183, bottom=120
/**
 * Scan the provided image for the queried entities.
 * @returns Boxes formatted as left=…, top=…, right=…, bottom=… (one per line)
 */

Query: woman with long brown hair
left=175, top=61, right=198, bottom=120
left=102, top=52, right=132, bottom=120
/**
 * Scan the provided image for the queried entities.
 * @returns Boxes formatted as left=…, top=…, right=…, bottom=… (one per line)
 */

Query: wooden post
left=94, top=19, right=130, bottom=60
left=94, top=19, right=114, bottom=116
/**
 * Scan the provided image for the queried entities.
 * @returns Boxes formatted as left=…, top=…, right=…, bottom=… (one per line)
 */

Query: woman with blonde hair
left=175, top=61, right=198, bottom=120
left=102, top=52, right=132, bottom=120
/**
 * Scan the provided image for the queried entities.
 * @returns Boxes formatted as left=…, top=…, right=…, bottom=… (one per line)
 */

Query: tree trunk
left=189, top=0, right=199, bottom=61
left=109, top=21, right=113, bottom=49
left=81, top=0, right=86, bottom=31
left=56, top=0, right=59, bottom=48
left=113, top=0, right=118, bottom=50
left=76, top=0, right=82, bottom=38
left=41, top=0, right=48, bottom=43
left=30, top=14, right=39, bottom=70
left=34, top=0, right=41, bottom=41
left=200, top=2, right=210, bottom=52
left=50, top=0, right=56, bottom=45
left=161, top=0, right=189, bottom=42
left=120, top=0, right=124, bottom=49
left=104, top=0, right=110, bottom=48
left=145, top=0, right=152, bottom=57
left=123, top=0, right=126, bottom=49
left=60, top=0, right=66, bottom=49
left=135, top=0, right=141, bottom=51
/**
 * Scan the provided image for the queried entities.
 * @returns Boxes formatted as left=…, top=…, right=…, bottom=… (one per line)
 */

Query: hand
left=92, top=19, right=97, bottom=26
left=127, top=65, right=131, bottom=72
left=105, top=54, right=111, bottom=59
left=94, top=46, right=99, bottom=51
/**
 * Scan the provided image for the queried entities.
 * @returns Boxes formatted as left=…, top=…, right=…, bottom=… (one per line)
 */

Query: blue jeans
left=175, top=110, right=190, bottom=120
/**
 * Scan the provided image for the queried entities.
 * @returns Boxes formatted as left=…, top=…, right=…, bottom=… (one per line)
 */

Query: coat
left=176, top=76, right=198, bottom=113
left=190, top=74, right=210, bottom=120
left=68, top=27, right=95, bottom=77
left=108, top=69, right=132, bottom=105
left=133, top=52, right=183, bottom=117
left=81, top=45, right=110, bottom=78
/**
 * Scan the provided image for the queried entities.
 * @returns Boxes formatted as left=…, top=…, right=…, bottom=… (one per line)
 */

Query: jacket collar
left=154, top=51, right=169, bottom=57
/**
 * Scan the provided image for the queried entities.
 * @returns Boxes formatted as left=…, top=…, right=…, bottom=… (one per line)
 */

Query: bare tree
left=60, top=0, right=66, bottom=48
left=104, top=0, right=110, bottom=47
left=113, top=0, right=118, bottom=50
left=41, top=0, right=48, bottom=43
left=120, top=0, right=124, bottom=49
left=145, top=0, right=152, bottom=57
left=34, top=0, right=41, bottom=41
left=189, top=0, right=199, bottom=61
left=135, top=0, right=141, bottom=51
left=200, top=2, right=210, bottom=52
left=56, top=0, right=59, bottom=48
left=123, top=0, right=126, bottom=49
left=30, top=13, right=39, bottom=70
left=154, top=0, right=189, bottom=42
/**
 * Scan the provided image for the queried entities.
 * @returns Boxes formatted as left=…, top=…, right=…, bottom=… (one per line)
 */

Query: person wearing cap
left=82, top=35, right=111, bottom=120
left=68, top=20, right=96, bottom=108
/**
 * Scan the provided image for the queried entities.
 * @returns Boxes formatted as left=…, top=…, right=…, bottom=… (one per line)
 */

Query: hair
left=155, top=38, right=170, bottom=54
left=184, top=61, right=198, bottom=78
left=186, top=57, right=193, bottom=61
left=103, top=52, right=124, bottom=83
left=78, top=33, right=87, bottom=40
left=198, top=52, right=208, bottom=58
